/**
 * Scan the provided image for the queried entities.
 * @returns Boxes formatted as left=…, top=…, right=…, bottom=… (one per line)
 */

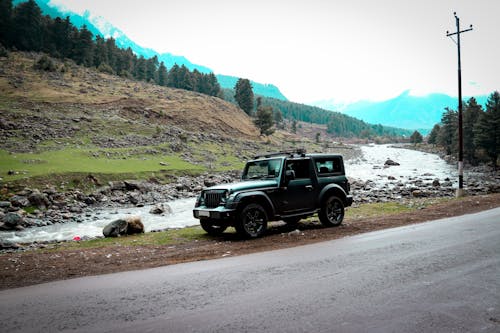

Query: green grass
left=0, top=148, right=203, bottom=181
left=345, top=198, right=449, bottom=219
left=56, top=226, right=209, bottom=250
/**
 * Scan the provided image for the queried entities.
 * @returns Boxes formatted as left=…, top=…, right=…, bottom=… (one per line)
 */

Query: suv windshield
left=242, top=158, right=282, bottom=180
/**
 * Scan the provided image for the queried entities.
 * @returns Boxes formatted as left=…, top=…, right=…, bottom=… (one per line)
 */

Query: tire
left=235, top=203, right=268, bottom=238
left=200, top=219, right=227, bottom=236
left=319, top=195, right=344, bottom=227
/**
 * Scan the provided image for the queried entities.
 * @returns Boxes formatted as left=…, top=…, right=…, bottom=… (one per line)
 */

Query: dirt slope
left=0, top=52, right=259, bottom=140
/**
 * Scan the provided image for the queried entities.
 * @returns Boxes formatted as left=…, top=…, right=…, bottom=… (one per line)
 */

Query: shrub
left=34, top=55, right=56, bottom=72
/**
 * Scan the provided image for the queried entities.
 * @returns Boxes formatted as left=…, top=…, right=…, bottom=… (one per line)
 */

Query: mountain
left=216, top=75, right=287, bottom=100
left=312, top=91, right=488, bottom=131
left=17, top=0, right=287, bottom=100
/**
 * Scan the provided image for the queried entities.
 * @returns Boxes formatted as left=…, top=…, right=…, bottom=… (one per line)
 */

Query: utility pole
left=446, top=12, right=473, bottom=197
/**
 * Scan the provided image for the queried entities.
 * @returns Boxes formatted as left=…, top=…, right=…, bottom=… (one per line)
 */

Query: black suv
left=193, top=150, right=353, bottom=238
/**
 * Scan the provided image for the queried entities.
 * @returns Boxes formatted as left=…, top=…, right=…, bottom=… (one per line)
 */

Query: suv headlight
left=195, top=193, right=204, bottom=207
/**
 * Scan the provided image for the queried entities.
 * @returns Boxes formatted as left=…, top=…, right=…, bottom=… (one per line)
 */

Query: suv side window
left=286, top=159, right=311, bottom=179
left=315, top=157, right=343, bottom=176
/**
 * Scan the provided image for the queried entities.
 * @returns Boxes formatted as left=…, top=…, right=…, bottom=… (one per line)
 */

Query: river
left=0, top=144, right=458, bottom=244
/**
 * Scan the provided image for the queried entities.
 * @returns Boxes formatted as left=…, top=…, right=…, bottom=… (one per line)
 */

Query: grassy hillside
left=0, top=52, right=259, bottom=188
left=0, top=52, right=336, bottom=191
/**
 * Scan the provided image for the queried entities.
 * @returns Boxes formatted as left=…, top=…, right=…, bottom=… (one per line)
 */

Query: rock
left=0, top=201, right=11, bottom=208
left=108, top=181, right=125, bottom=191
left=149, top=203, right=172, bottom=215
left=3, top=212, right=23, bottom=227
left=388, top=175, right=396, bottom=180
left=126, top=216, right=144, bottom=234
left=103, top=219, right=128, bottom=237
left=10, top=195, right=30, bottom=207
left=411, top=190, right=429, bottom=198
left=28, top=189, right=51, bottom=209
left=0, top=241, right=20, bottom=249
left=384, top=159, right=400, bottom=166
left=124, top=180, right=141, bottom=191
left=432, top=179, right=441, bottom=187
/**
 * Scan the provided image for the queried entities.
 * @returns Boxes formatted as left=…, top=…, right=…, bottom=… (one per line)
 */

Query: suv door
left=278, top=158, right=317, bottom=214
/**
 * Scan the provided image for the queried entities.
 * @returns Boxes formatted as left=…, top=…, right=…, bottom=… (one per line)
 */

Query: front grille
left=204, top=190, right=224, bottom=208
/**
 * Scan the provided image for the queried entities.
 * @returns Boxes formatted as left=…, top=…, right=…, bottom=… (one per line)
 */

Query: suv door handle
left=305, top=185, right=314, bottom=191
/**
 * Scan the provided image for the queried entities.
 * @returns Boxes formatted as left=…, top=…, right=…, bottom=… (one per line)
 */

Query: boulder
left=28, top=189, right=51, bottom=209
left=3, top=212, right=23, bottom=227
left=384, top=159, right=400, bottom=166
left=10, top=195, right=30, bottom=208
left=432, top=179, right=441, bottom=187
left=0, top=241, right=20, bottom=249
left=126, top=216, right=144, bottom=234
left=103, top=219, right=128, bottom=237
left=149, top=203, right=172, bottom=215
left=0, top=201, right=11, bottom=209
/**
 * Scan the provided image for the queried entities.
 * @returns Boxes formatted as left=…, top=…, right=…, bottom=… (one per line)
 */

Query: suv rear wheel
left=200, top=219, right=227, bottom=236
left=236, top=203, right=268, bottom=238
left=319, top=195, right=344, bottom=227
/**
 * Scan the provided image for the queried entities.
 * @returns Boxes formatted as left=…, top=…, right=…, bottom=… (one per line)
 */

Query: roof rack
left=254, top=149, right=306, bottom=159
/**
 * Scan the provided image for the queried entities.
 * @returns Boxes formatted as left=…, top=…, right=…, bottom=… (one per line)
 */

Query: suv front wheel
left=200, top=219, right=227, bottom=236
left=319, top=195, right=344, bottom=227
left=236, top=203, right=268, bottom=238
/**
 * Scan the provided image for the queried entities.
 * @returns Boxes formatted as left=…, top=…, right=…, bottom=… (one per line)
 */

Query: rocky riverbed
left=1, top=144, right=499, bottom=249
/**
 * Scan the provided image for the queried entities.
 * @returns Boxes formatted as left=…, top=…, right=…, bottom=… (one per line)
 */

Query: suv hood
left=207, top=179, right=279, bottom=193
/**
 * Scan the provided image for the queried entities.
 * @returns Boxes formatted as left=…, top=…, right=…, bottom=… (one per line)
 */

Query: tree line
left=0, top=0, right=221, bottom=97
left=427, top=91, right=499, bottom=168
left=229, top=78, right=411, bottom=138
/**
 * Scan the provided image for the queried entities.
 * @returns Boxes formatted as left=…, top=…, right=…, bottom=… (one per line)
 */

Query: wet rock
left=103, top=219, right=128, bottom=237
left=0, top=241, right=20, bottom=249
left=149, top=203, right=172, bottom=215
left=3, top=212, right=23, bottom=227
left=384, top=159, right=400, bottom=166
left=432, top=179, right=441, bottom=187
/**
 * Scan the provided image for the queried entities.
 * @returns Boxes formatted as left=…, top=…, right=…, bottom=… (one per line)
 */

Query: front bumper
left=193, top=206, right=237, bottom=220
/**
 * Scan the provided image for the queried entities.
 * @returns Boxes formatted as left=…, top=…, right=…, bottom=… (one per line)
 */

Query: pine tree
left=234, top=78, right=254, bottom=115
left=427, top=124, right=440, bottom=145
left=254, top=104, right=275, bottom=136
left=410, top=130, right=423, bottom=144
left=463, top=97, right=483, bottom=164
left=145, top=55, right=158, bottom=82
left=0, top=0, right=13, bottom=47
left=474, top=91, right=500, bottom=168
left=12, top=0, right=43, bottom=51
left=134, top=55, right=147, bottom=81
left=157, top=62, right=168, bottom=86
left=167, top=64, right=180, bottom=87
left=274, top=109, right=284, bottom=129
left=437, top=107, right=458, bottom=155
left=291, top=119, right=297, bottom=133
left=71, top=25, right=93, bottom=66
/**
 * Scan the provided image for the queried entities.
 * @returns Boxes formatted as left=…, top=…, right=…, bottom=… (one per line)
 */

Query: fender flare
left=318, top=184, right=348, bottom=206
left=234, top=191, right=276, bottom=217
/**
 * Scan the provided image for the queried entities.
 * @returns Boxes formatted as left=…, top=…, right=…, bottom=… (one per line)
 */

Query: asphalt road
left=1, top=208, right=499, bottom=333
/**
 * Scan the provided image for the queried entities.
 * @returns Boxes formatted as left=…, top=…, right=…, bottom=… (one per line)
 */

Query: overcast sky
left=51, top=0, right=499, bottom=104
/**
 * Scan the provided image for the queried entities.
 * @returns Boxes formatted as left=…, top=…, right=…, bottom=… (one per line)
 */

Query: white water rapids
left=0, top=144, right=458, bottom=243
